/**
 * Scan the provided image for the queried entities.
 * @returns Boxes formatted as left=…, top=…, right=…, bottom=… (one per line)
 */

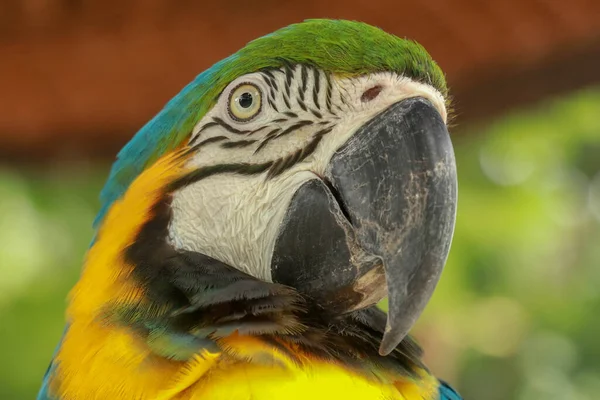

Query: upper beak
left=271, top=97, right=457, bottom=356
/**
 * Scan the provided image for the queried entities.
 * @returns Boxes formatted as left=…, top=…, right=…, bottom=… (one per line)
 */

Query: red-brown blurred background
left=2, top=2, right=600, bottom=400
left=2, top=0, right=600, bottom=161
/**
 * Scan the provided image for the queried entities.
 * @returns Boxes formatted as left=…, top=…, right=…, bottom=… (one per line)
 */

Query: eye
left=228, top=83, right=262, bottom=122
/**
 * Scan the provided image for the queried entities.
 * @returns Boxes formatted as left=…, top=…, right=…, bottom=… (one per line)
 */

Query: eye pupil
left=238, top=92, right=253, bottom=108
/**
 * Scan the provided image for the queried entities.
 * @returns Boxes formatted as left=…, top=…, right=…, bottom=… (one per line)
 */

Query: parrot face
left=40, top=20, right=460, bottom=400
left=163, top=67, right=454, bottom=354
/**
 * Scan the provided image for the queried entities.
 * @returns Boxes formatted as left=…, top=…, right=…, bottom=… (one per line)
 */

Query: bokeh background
left=1, top=1, right=600, bottom=399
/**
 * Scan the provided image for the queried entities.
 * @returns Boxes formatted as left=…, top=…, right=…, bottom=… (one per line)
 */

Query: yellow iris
left=228, top=83, right=262, bottom=122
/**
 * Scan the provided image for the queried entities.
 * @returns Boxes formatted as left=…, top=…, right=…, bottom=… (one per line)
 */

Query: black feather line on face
left=189, top=122, right=220, bottom=147
left=261, top=69, right=276, bottom=81
left=220, top=139, right=257, bottom=149
left=310, top=108, right=323, bottom=119
left=282, top=92, right=292, bottom=110
left=266, top=76, right=280, bottom=100
left=198, top=121, right=219, bottom=133
left=122, top=67, right=429, bottom=373
left=117, top=119, right=425, bottom=377
left=338, top=85, right=352, bottom=111
left=325, top=73, right=335, bottom=116
left=247, top=125, right=268, bottom=136
left=254, top=128, right=281, bottom=154
left=300, top=65, right=308, bottom=102
left=268, top=98, right=279, bottom=112
left=261, top=73, right=278, bottom=106
left=121, top=195, right=425, bottom=375
left=269, top=77, right=279, bottom=92
left=192, top=64, right=339, bottom=152
left=119, top=195, right=307, bottom=357
left=212, top=117, right=250, bottom=135
left=168, top=162, right=273, bottom=192
left=267, top=126, right=330, bottom=178
left=190, top=135, right=228, bottom=150
left=284, top=63, right=294, bottom=99
left=269, top=86, right=278, bottom=105
left=275, top=120, right=313, bottom=139
left=297, top=97, right=308, bottom=112
left=312, top=68, right=321, bottom=110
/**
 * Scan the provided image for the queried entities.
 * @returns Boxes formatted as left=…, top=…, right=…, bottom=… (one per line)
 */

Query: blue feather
left=92, top=54, right=238, bottom=233
left=439, top=380, right=463, bottom=400
left=36, top=327, right=68, bottom=400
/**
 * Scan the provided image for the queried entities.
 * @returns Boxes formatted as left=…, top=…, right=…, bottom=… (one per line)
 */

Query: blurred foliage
left=1, top=87, right=599, bottom=399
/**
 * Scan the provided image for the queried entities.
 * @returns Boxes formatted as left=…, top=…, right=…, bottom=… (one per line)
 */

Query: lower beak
left=271, top=97, right=457, bottom=356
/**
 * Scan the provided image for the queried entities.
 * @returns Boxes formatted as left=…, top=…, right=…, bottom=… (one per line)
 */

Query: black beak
left=271, top=97, right=457, bottom=356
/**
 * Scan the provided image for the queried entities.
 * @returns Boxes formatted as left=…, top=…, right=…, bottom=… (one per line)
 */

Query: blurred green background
left=1, top=86, right=599, bottom=399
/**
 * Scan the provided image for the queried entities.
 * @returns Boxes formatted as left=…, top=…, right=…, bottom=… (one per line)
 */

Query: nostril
left=361, top=85, right=383, bottom=102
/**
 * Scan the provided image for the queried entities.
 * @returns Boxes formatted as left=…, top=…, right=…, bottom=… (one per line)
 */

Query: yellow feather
left=50, top=149, right=439, bottom=399
left=52, top=149, right=191, bottom=399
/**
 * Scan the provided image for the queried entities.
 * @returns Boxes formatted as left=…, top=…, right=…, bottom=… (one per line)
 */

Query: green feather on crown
left=94, top=19, right=447, bottom=232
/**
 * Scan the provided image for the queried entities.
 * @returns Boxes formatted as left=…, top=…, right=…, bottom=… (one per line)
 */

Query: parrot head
left=92, top=19, right=457, bottom=357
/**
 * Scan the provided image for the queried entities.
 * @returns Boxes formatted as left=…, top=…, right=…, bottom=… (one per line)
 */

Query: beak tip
left=378, top=338, right=393, bottom=356
left=378, top=312, right=410, bottom=356
left=379, top=328, right=404, bottom=356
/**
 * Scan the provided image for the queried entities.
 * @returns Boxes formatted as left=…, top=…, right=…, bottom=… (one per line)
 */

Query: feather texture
left=94, top=19, right=447, bottom=230
left=40, top=19, right=459, bottom=400
left=40, top=148, right=452, bottom=399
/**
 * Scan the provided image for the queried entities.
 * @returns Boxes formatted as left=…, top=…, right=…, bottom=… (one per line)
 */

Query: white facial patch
left=168, top=68, right=447, bottom=281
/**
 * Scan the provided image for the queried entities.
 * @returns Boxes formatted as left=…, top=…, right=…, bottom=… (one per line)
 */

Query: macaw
left=38, top=19, right=460, bottom=400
